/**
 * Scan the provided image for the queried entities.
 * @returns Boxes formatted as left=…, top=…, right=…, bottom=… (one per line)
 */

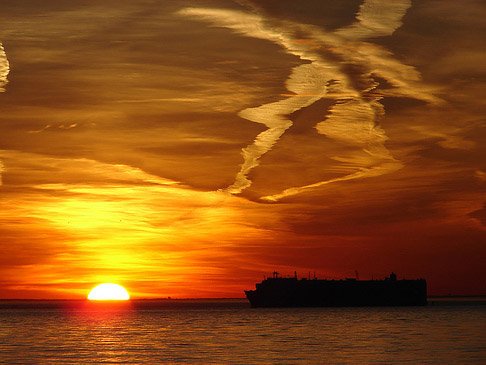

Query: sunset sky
left=1, top=0, right=485, bottom=299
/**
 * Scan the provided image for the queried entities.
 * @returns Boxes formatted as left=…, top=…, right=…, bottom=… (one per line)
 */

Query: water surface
left=1, top=299, right=485, bottom=364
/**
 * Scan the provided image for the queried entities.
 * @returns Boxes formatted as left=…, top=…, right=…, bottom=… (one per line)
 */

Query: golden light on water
left=88, top=283, right=130, bottom=300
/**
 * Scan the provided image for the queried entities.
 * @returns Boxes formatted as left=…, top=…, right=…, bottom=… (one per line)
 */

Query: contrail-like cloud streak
left=179, top=8, right=333, bottom=194
left=180, top=0, right=441, bottom=201
left=226, top=63, right=332, bottom=193
left=335, top=0, right=412, bottom=39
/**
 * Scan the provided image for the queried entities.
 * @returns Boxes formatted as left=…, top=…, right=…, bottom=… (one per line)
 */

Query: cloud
left=2, top=1, right=484, bottom=298
left=0, top=42, right=9, bottom=185
left=181, top=0, right=440, bottom=200
left=179, top=8, right=327, bottom=194
left=468, top=203, right=486, bottom=226
left=475, top=170, right=486, bottom=183
left=0, top=42, right=8, bottom=92
left=409, top=125, right=476, bottom=150
left=115, top=98, right=204, bottom=104
left=261, top=161, right=402, bottom=202
left=0, top=150, right=283, bottom=297
left=27, top=123, right=79, bottom=133
left=334, top=0, right=412, bottom=39
left=224, top=63, right=329, bottom=194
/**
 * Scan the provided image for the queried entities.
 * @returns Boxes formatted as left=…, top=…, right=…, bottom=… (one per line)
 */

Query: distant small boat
left=245, top=272, right=427, bottom=307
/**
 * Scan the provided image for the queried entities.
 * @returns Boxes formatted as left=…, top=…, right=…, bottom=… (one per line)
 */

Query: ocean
left=1, top=299, right=485, bottom=364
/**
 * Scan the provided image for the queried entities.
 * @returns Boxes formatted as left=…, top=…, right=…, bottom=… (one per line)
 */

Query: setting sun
left=87, top=283, right=130, bottom=300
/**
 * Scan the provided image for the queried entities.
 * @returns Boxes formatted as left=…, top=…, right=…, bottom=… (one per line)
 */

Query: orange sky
left=0, top=0, right=485, bottom=298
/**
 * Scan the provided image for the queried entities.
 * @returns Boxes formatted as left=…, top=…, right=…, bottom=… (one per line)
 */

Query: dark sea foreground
left=0, top=298, right=485, bottom=364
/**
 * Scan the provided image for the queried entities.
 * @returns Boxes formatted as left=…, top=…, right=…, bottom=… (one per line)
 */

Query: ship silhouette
left=245, top=272, right=427, bottom=307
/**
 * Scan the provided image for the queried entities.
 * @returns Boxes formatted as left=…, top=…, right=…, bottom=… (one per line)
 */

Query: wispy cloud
left=179, top=7, right=326, bottom=194
left=224, top=63, right=329, bottom=194
left=181, top=0, right=440, bottom=200
left=475, top=170, right=486, bottom=183
left=0, top=42, right=8, bottom=92
left=262, top=161, right=402, bottom=202
left=468, top=202, right=486, bottom=226
left=409, top=125, right=476, bottom=150
left=0, top=42, right=9, bottom=185
left=0, top=151, right=279, bottom=297
left=334, top=0, right=412, bottom=39
left=27, top=123, right=79, bottom=134
left=115, top=97, right=203, bottom=103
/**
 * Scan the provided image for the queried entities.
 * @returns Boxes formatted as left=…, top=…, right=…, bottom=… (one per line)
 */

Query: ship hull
left=245, top=278, right=427, bottom=308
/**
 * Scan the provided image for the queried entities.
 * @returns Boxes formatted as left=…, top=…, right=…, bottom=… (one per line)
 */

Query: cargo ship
left=245, top=272, right=427, bottom=307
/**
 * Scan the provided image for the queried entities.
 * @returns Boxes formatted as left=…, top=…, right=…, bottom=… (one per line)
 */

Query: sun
left=87, top=283, right=130, bottom=300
